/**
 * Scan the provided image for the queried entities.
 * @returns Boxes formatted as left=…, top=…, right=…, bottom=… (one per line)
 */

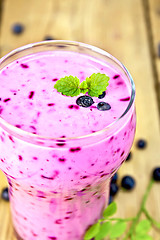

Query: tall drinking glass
left=0, top=41, right=136, bottom=240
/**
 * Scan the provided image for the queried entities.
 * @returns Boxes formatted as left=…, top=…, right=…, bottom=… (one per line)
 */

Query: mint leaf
left=95, top=222, right=111, bottom=240
left=135, top=219, right=151, bottom=234
left=86, top=73, right=109, bottom=97
left=109, top=221, right=127, bottom=239
left=84, top=222, right=100, bottom=240
left=54, top=76, right=80, bottom=97
left=103, top=202, right=117, bottom=219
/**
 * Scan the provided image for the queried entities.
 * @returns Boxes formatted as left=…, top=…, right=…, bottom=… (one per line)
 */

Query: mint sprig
left=54, top=73, right=109, bottom=97
left=84, top=178, right=160, bottom=240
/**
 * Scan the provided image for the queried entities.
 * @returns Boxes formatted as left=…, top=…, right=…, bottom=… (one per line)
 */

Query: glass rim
left=0, top=40, right=135, bottom=141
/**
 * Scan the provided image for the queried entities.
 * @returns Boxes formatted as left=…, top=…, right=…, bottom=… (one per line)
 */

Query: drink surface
left=0, top=49, right=135, bottom=240
left=0, top=51, right=130, bottom=138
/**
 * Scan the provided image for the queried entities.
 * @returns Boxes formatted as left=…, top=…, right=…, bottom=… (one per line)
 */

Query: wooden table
left=0, top=0, right=160, bottom=239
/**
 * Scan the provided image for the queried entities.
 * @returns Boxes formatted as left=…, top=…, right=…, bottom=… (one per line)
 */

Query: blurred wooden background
left=0, top=0, right=160, bottom=239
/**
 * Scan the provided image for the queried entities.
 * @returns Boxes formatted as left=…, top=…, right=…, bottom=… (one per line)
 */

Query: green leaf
left=79, top=81, right=88, bottom=94
left=95, top=221, right=111, bottom=240
left=54, top=76, right=80, bottom=97
left=109, top=221, right=127, bottom=239
left=86, top=73, right=109, bottom=97
left=135, top=219, right=151, bottom=234
left=103, top=202, right=117, bottom=219
left=84, top=222, right=100, bottom=240
left=54, top=73, right=109, bottom=97
left=134, top=233, right=153, bottom=240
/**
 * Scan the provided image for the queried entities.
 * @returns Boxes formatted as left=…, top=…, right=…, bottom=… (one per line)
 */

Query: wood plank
left=148, top=0, right=160, bottom=79
left=0, top=0, right=160, bottom=239
left=144, top=0, right=160, bottom=111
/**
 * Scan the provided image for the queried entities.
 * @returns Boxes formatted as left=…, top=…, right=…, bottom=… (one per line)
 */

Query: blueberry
left=152, top=167, right=160, bottom=181
left=76, top=95, right=94, bottom=108
left=98, top=91, right=106, bottom=99
left=111, top=173, right=118, bottom=184
left=126, top=152, right=132, bottom=161
left=137, top=139, right=147, bottom=149
left=1, top=187, right=9, bottom=201
left=121, top=176, right=135, bottom=190
left=97, top=102, right=111, bottom=111
left=12, top=23, right=24, bottom=34
left=110, top=183, right=119, bottom=196
left=44, top=36, right=55, bottom=41
left=108, top=195, right=113, bottom=204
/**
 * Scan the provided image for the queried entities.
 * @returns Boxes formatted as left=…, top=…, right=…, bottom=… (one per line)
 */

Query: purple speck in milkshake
left=117, top=81, right=123, bottom=85
left=56, top=136, right=66, bottom=147
left=58, top=158, right=66, bottom=162
left=68, top=105, right=79, bottom=109
left=21, top=63, right=29, bottom=68
left=4, top=98, right=11, bottom=102
left=18, top=155, right=23, bottom=161
left=121, top=151, right=125, bottom=157
left=8, top=135, right=14, bottom=143
left=113, top=74, right=120, bottom=79
left=41, top=175, right=54, bottom=180
left=28, top=91, right=35, bottom=99
left=120, top=97, right=130, bottom=101
left=69, top=147, right=81, bottom=152
left=0, top=106, right=3, bottom=114
left=15, top=124, right=21, bottom=128
left=55, top=219, right=62, bottom=224
left=47, top=103, right=55, bottom=106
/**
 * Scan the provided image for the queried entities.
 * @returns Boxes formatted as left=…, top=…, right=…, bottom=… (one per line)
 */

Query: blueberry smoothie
left=0, top=41, right=136, bottom=240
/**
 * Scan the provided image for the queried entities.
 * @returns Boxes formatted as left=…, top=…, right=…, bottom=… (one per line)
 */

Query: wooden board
left=148, top=0, right=160, bottom=78
left=141, top=0, right=160, bottom=112
left=0, top=0, right=160, bottom=239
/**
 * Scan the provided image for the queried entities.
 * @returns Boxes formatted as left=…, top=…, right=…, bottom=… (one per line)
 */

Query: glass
left=0, top=40, right=136, bottom=240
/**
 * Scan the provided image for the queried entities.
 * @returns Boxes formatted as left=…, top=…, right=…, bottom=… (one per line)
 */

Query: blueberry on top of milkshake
left=76, top=96, right=94, bottom=108
left=97, top=102, right=111, bottom=111
left=98, top=91, right=106, bottom=99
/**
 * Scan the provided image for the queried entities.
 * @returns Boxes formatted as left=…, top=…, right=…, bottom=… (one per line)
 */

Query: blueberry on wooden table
left=110, top=183, right=119, bottom=196
left=108, top=195, right=113, bottom=204
left=137, top=139, right=147, bottom=149
left=44, top=36, right=55, bottom=41
left=126, top=152, right=132, bottom=161
left=152, top=167, right=160, bottom=181
left=12, top=23, right=24, bottom=34
left=121, top=176, right=136, bottom=190
left=111, top=172, right=118, bottom=184
left=1, top=187, right=9, bottom=201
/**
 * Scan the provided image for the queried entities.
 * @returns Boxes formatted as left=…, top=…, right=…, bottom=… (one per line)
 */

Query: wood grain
left=147, top=0, right=160, bottom=110
left=0, top=0, right=160, bottom=239
left=148, top=0, right=160, bottom=76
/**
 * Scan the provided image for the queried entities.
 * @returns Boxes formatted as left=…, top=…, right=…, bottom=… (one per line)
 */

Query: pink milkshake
left=0, top=41, right=136, bottom=240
